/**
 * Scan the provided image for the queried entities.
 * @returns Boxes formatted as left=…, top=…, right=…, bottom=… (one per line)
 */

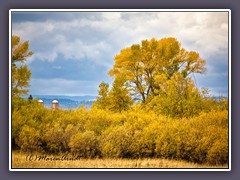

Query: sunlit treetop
left=109, top=37, right=206, bottom=102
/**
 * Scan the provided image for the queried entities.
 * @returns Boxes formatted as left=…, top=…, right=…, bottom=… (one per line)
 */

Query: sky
left=11, top=11, right=229, bottom=97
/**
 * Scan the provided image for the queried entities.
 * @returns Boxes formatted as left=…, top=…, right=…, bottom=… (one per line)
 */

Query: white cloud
left=12, top=11, right=229, bottom=96
left=12, top=11, right=228, bottom=66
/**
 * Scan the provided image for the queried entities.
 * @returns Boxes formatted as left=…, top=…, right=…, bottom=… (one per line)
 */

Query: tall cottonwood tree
left=109, top=37, right=206, bottom=103
left=12, top=35, right=33, bottom=97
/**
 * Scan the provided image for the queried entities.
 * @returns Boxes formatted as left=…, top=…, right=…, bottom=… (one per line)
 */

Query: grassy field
left=11, top=152, right=228, bottom=169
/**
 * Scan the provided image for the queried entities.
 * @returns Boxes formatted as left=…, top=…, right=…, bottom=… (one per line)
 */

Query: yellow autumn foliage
left=12, top=97, right=228, bottom=165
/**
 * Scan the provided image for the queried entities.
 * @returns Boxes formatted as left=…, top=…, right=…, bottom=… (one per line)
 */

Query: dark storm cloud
left=12, top=12, right=103, bottom=23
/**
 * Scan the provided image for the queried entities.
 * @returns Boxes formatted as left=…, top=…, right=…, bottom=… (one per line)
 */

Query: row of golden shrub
left=12, top=97, right=228, bottom=165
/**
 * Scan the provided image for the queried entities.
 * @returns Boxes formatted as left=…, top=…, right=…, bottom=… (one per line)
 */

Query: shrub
left=69, top=131, right=100, bottom=158
left=16, top=125, right=42, bottom=152
left=101, top=124, right=136, bottom=158
left=12, top=97, right=228, bottom=165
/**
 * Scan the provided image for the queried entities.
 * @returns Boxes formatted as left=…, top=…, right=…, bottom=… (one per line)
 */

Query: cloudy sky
left=11, top=10, right=229, bottom=97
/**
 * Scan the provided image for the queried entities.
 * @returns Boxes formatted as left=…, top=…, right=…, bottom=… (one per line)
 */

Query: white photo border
left=9, top=9, right=231, bottom=171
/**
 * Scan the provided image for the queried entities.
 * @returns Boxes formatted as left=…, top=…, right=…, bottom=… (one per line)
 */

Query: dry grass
left=11, top=152, right=228, bottom=169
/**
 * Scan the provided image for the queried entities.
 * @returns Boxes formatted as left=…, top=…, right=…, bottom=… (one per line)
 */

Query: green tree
left=108, top=76, right=133, bottom=112
left=109, top=37, right=206, bottom=103
left=12, top=35, right=33, bottom=97
left=95, top=82, right=110, bottom=109
left=96, top=78, right=133, bottom=112
left=147, top=72, right=205, bottom=118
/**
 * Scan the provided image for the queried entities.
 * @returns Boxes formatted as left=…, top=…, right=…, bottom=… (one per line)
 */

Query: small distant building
left=38, top=99, right=44, bottom=106
left=52, top=100, right=58, bottom=110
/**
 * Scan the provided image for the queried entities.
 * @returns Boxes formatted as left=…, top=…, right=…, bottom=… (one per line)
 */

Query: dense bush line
left=12, top=97, right=228, bottom=165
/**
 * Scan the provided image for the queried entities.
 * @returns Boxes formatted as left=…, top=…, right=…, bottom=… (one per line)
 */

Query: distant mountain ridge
left=22, top=95, right=97, bottom=109
left=31, top=95, right=96, bottom=101
left=21, top=95, right=227, bottom=110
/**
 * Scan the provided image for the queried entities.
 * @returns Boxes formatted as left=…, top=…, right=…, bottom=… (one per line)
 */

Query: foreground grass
left=12, top=152, right=228, bottom=169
